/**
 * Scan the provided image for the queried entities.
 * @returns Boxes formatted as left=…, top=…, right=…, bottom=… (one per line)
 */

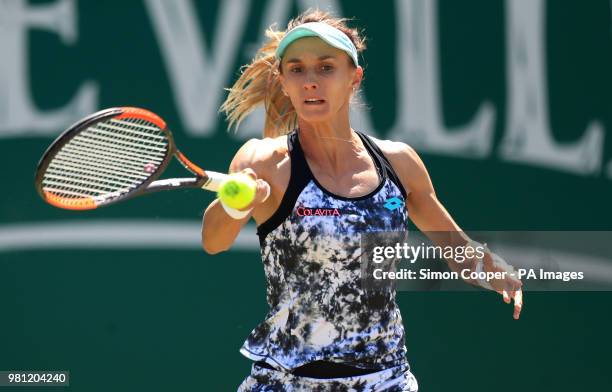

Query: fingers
left=235, top=168, right=271, bottom=208
left=510, top=278, right=523, bottom=319
left=482, top=251, right=524, bottom=319
left=513, top=289, right=523, bottom=320
left=258, top=180, right=271, bottom=202
left=502, top=290, right=511, bottom=304
left=502, top=287, right=523, bottom=319
left=240, top=168, right=257, bottom=180
left=255, top=180, right=271, bottom=203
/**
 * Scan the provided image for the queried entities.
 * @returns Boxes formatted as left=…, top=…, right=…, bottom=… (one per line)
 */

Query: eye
left=290, top=66, right=303, bottom=73
left=321, top=64, right=334, bottom=72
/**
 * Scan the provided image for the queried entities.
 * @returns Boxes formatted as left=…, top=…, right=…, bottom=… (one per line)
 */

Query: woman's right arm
left=201, top=139, right=271, bottom=254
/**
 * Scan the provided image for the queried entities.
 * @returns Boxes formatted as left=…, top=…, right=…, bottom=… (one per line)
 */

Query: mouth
left=304, top=98, right=326, bottom=105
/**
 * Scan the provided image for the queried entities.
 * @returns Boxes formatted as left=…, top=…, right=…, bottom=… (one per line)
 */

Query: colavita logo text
left=296, top=207, right=341, bottom=217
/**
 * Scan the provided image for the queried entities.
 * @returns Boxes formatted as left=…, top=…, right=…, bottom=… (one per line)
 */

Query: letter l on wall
left=390, top=0, right=496, bottom=158
left=500, top=0, right=604, bottom=175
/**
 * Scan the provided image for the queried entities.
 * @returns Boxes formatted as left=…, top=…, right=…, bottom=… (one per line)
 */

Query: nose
left=303, top=72, right=318, bottom=90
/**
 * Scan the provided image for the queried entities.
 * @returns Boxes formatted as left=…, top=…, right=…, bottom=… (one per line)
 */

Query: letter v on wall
left=145, top=0, right=250, bottom=136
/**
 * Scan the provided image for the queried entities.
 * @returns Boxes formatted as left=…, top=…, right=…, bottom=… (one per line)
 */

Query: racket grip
left=202, top=171, right=270, bottom=202
left=201, top=171, right=228, bottom=192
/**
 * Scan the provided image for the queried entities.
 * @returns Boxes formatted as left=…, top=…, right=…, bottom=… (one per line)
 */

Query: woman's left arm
left=380, top=140, right=523, bottom=319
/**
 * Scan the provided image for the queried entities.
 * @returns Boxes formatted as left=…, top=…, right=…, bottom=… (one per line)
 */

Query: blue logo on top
left=383, top=197, right=404, bottom=211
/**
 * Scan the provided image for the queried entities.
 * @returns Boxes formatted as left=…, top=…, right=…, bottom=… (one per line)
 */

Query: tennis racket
left=35, top=107, right=266, bottom=210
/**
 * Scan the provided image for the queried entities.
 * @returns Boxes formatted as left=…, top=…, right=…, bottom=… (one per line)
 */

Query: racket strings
left=79, top=128, right=167, bottom=154
left=62, top=139, right=163, bottom=165
left=56, top=145, right=158, bottom=171
left=42, top=117, right=169, bottom=200
left=49, top=155, right=148, bottom=180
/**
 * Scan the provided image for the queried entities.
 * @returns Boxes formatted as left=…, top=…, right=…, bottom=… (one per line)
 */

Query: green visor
left=276, top=22, right=359, bottom=66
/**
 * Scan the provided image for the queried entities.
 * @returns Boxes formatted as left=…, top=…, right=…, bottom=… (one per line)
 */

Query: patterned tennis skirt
left=237, top=362, right=418, bottom=392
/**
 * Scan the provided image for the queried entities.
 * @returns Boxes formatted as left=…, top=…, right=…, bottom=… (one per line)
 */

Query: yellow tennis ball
left=218, top=174, right=257, bottom=210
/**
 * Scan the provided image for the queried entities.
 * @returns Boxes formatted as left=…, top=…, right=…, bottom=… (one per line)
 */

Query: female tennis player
left=202, top=10, right=523, bottom=391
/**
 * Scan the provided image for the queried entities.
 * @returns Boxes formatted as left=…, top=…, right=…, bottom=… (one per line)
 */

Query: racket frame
left=35, top=107, right=209, bottom=210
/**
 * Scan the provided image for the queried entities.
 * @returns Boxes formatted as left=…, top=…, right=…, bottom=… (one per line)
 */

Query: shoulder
left=368, top=136, right=423, bottom=172
left=367, top=136, right=433, bottom=192
left=367, top=136, right=411, bottom=156
left=229, top=134, right=289, bottom=175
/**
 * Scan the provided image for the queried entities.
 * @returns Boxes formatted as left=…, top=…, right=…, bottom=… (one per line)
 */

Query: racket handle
left=202, top=171, right=270, bottom=201
left=201, top=171, right=228, bottom=192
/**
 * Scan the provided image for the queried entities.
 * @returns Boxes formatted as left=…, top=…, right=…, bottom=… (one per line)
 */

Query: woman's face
left=279, top=37, right=362, bottom=124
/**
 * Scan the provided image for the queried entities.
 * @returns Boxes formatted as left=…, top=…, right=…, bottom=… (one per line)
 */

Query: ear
left=351, top=66, right=364, bottom=90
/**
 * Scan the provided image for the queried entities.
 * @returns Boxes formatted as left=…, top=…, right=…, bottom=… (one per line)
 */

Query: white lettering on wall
left=607, top=0, right=612, bottom=179
left=390, top=0, right=495, bottom=158
left=231, top=0, right=292, bottom=139
left=301, top=0, right=374, bottom=136
left=0, top=0, right=97, bottom=137
left=500, top=0, right=604, bottom=175
left=145, top=0, right=249, bottom=136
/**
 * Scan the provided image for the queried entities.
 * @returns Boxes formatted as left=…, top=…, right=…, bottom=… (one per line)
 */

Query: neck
left=297, top=112, right=361, bottom=175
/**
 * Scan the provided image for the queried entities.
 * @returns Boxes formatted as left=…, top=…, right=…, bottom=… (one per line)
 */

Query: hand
left=235, top=168, right=271, bottom=211
left=483, top=252, right=524, bottom=320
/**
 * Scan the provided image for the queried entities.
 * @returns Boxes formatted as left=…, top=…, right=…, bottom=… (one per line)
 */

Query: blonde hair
left=220, top=10, right=366, bottom=138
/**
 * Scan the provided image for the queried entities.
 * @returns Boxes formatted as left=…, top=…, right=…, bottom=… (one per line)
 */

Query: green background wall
left=1, top=0, right=611, bottom=390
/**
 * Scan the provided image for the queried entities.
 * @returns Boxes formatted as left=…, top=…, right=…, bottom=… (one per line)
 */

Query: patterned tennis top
left=240, top=129, right=411, bottom=371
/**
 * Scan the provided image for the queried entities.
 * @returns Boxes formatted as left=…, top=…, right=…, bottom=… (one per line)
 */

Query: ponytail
left=220, top=28, right=297, bottom=138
